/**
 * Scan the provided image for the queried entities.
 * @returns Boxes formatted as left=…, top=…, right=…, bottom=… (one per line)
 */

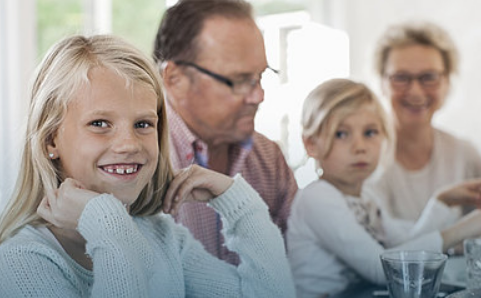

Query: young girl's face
left=306, top=104, right=384, bottom=195
left=48, top=67, right=159, bottom=206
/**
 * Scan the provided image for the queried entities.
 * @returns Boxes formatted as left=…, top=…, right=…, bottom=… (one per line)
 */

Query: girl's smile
left=99, top=163, right=143, bottom=180
left=48, top=67, right=159, bottom=206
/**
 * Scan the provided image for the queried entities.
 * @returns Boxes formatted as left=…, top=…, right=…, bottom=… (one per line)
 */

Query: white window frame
left=0, top=0, right=36, bottom=208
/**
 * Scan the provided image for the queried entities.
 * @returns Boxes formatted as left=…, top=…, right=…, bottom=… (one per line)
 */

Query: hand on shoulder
left=162, top=165, right=234, bottom=215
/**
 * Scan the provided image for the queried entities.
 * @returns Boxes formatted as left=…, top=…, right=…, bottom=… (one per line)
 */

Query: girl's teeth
left=103, top=166, right=138, bottom=174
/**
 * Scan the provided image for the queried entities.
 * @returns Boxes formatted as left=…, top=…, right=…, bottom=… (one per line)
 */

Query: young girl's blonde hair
left=301, top=78, right=393, bottom=159
left=0, top=35, right=173, bottom=243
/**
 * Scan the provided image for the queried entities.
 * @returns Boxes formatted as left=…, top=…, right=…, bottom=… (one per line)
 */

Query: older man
left=154, top=0, right=298, bottom=264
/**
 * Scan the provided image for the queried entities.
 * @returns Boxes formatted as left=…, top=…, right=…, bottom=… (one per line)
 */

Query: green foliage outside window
left=37, top=0, right=83, bottom=61
left=112, top=0, right=165, bottom=57
left=36, top=0, right=306, bottom=63
left=37, top=0, right=164, bottom=62
left=252, top=0, right=307, bottom=16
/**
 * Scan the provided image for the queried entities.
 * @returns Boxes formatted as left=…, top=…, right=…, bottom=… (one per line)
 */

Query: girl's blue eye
left=365, top=129, right=379, bottom=137
left=91, top=120, right=108, bottom=128
left=135, top=121, right=154, bottom=129
left=335, top=131, right=348, bottom=139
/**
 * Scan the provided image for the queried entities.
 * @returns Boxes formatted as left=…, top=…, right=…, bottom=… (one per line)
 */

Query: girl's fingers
left=37, top=196, right=55, bottom=225
left=163, top=167, right=192, bottom=213
left=38, top=178, right=98, bottom=229
left=164, top=165, right=213, bottom=214
left=162, top=165, right=233, bottom=214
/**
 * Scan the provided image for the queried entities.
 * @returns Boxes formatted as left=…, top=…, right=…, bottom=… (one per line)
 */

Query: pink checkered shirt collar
left=165, top=98, right=253, bottom=173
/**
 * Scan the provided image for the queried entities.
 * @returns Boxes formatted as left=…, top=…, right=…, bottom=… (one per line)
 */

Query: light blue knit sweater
left=0, top=176, right=295, bottom=297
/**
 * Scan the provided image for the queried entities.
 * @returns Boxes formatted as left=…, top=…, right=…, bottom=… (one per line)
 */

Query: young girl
left=0, top=35, right=295, bottom=297
left=287, top=78, right=481, bottom=298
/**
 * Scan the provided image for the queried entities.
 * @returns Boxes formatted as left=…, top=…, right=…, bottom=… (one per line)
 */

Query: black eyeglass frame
left=384, top=70, right=446, bottom=90
left=174, top=60, right=279, bottom=94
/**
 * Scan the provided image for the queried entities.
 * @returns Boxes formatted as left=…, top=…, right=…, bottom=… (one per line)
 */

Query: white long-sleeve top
left=287, top=179, right=456, bottom=298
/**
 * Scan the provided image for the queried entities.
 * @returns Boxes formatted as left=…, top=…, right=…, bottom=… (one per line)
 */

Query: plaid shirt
left=166, top=100, right=298, bottom=264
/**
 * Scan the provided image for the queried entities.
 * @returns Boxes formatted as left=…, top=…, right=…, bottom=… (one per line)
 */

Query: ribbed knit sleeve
left=181, top=175, right=296, bottom=298
left=0, top=178, right=294, bottom=297
left=77, top=194, right=154, bottom=298
left=0, top=230, right=87, bottom=297
left=0, top=194, right=156, bottom=298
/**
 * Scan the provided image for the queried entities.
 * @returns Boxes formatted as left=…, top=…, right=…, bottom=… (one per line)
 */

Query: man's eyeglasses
left=174, top=60, right=278, bottom=95
left=385, top=71, right=445, bottom=91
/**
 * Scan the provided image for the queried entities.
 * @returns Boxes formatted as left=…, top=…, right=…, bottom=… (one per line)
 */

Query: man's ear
left=162, top=61, right=190, bottom=98
left=302, top=135, right=319, bottom=159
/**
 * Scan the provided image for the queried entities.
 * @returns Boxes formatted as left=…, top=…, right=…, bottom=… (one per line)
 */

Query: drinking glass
left=464, top=238, right=481, bottom=290
left=381, top=250, right=448, bottom=298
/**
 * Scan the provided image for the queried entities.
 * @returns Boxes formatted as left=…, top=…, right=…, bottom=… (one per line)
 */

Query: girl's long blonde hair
left=0, top=35, right=173, bottom=243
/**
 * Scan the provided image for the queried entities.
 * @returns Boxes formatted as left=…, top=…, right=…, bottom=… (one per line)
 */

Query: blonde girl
left=0, top=35, right=294, bottom=297
left=287, top=78, right=481, bottom=298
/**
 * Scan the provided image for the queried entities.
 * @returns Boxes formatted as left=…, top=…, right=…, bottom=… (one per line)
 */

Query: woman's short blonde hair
left=0, top=35, right=173, bottom=243
left=301, top=78, right=393, bottom=159
left=374, top=21, right=458, bottom=77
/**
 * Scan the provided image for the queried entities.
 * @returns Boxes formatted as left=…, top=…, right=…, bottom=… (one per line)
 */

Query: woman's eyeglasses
left=385, top=70, right=445, bottom=91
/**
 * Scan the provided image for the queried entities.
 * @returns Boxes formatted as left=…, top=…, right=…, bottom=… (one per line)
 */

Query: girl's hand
left=437, top=179, right=481, bottom=208
left=37, top=178, right=99, bottom=230
left=162, top=165, right=234, bottom=215
left=441, top=209, right=481, bottom=251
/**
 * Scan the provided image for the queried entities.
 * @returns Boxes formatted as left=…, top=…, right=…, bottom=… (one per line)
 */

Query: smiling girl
left=0, top=35, right=294, bottom=297
left=287, top=78, right=481, bottom=298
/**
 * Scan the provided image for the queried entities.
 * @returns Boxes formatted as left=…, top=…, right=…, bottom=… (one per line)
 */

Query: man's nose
left=244, top=82, right=264, bottom=104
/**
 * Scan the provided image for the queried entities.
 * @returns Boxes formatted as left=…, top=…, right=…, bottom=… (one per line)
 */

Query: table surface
left=332, top=256, right=466, bottom=298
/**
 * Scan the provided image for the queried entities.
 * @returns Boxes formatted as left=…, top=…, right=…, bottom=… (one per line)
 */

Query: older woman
left=368, top=21, right=481, bottom=221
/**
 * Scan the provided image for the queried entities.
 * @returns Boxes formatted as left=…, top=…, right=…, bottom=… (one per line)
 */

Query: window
left=36, top=0, right=165, bottom=59
left=37, top=0, right=83, bottom=60
left=257, top=11, right=349, bottom=187
left=252, top=0, right=308, bottom=16
left=112, top=0, right=165, bottom=55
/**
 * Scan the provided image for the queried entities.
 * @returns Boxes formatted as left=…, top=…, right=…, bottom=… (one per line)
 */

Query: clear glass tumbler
left=380, top=250, right=447, bottom=298
left=464, top=238, right=481, bottom=290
